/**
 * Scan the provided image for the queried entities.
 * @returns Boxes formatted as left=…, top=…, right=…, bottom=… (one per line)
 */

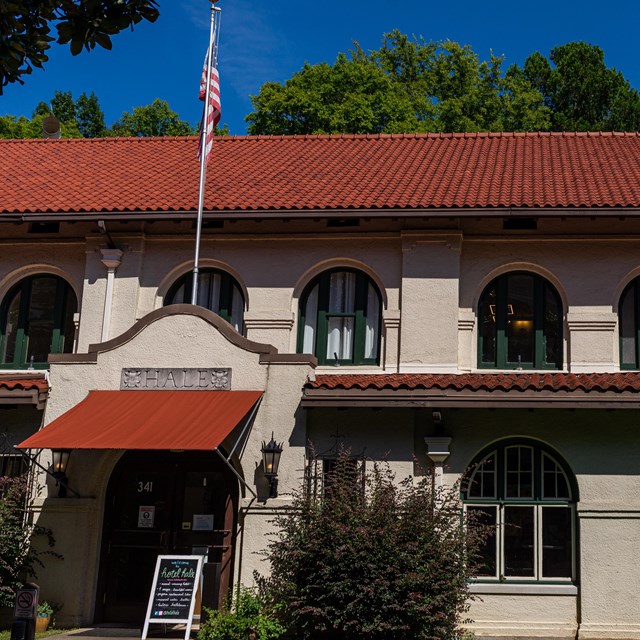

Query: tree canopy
left=0, top=91, right=208, bottom=139
left=247, top=32, right=640, bottom=135
left=0, top=0, right=159, bottom=93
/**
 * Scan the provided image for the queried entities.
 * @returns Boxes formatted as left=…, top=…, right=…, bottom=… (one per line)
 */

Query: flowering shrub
left=0, top=476, right=59, bottom=607
left=198, top=587, right=285, bottom=640
left=258, top=455, right=486, bottom=640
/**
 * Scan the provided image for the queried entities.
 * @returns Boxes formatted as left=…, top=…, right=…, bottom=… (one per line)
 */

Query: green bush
left=257, top=454, right=487, bottom=640
left=198, top=587, right=285, bottom=640
left=0, top=476, right=59, bottom=608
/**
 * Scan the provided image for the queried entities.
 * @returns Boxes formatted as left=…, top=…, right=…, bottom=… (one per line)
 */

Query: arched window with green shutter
left=0, top=275, right=77, bottom=369
left=298, top=269, right=381, bottom=366
left=478, top=272, right=563, bottom=369
left=619, top=278, right=640, bottom=369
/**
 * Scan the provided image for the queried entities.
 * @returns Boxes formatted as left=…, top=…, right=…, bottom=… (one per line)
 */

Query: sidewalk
left=52, top=625, right=199, bottom=640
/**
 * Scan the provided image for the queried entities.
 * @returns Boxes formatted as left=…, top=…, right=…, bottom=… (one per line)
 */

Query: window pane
left=504, top=506, right=535, bottom=577
left=328, top=272, right=356, bottom=313
left=542, top=454, right=570, bottom=499
left=542, top=507, right=572, bottom=578
left=2, top=289, right=21, bottom=363
left=544, top=286, right=561, bottom=365
left=506, top=446, right=533, bottom=499
left=60, top=290, right=76, bottom=353
left=231, top=284, right=244, bottom=333
left=326, top=317, right=354, bottom=361
left=620, top=285, right=637, bottom=367
left=468, top=453, right=496, bottom=499
left=26, top=278, right=58, bottom=364
left=507, top=275, right=534, bottom=364
left=303, top=285, right=319, bottom=354
left=364, top=283, right=380, bottom=360
left=467, top=505, right=497, bottom=577
left=480, top=284, right=497, bottom=364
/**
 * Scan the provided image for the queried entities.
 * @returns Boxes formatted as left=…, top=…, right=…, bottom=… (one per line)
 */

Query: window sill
left=315, top=365, right=384, bottom=375
left=469, top=583, right=577, bottom=596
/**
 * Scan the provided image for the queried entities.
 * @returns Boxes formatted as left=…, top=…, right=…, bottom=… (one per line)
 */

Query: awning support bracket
left=212, top=394, right=263, bottom=499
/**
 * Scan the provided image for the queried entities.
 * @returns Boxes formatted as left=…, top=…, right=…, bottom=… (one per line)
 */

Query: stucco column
left=424, top=436, right=452, bottom=488
left=100, top=248, right=123, bottom=342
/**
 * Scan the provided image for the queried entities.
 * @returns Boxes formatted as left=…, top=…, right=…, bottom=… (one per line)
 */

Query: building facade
left=2, top=132, right=640, bottom=638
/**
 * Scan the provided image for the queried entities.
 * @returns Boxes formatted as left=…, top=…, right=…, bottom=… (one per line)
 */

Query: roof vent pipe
left=42, top=115, right=61, bottom=139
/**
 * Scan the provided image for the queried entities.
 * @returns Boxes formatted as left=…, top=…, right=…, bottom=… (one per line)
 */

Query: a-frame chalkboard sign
left=141, top=555, right=204, bottom=640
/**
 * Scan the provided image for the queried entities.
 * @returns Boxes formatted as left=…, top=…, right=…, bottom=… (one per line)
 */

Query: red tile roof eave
left=6, top=205, right=640, bottom=221
left=302, top=373, right=640, bottom=404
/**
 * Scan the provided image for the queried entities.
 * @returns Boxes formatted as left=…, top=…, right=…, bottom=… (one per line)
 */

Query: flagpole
left=192, top=0, right=220, bottom=305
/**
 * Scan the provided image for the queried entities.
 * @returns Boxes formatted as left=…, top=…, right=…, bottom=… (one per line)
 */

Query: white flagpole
left=192, top=1, right=220, bottom=305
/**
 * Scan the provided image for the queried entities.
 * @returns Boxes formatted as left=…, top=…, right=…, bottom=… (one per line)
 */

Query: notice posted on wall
left=141, top=555, right=204, bottom=640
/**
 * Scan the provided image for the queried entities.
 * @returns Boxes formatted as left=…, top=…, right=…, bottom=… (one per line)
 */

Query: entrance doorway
left=96, top=451, right=238, bottom=624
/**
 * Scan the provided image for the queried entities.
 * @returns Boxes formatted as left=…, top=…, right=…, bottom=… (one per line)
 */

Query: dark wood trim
left=301, top=388, right=640, bottom=409
left=259, top=353, right=317, bottom=365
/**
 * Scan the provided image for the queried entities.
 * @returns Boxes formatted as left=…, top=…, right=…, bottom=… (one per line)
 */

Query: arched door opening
left=96, top=450, right=239, bottom=624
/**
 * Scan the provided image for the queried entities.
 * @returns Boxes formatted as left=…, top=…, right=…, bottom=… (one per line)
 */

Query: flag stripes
left=199, top=47, right=221, bottom=165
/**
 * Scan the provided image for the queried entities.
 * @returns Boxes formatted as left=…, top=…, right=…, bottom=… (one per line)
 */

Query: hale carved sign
left=121, top=368, right=231, bottom=390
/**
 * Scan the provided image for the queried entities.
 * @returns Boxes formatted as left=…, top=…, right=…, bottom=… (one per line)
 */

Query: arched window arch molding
left=155, top=260, right=249, bottom=312
left=612, top=266, right=640, bottom=312
left=463, top=436, right=579, bottom=502
left=291, top=258, right=388, bottom=314
left=0, top=264, right=81, bottom=307
left=472, top=262, right=568, bottom=313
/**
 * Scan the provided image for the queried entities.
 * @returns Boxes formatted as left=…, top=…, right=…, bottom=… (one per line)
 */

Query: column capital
left=100, top=248, right=123, bottom=271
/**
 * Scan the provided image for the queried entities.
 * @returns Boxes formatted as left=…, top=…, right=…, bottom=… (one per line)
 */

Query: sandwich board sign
left=142, top=555, right=204, bottom=640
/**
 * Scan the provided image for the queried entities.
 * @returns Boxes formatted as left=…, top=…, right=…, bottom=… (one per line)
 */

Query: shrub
left=0, top=476, right=59, bottom=608
left=257, top=454, right=486, bottom=640
left=198, top=587, right=286, bottom=640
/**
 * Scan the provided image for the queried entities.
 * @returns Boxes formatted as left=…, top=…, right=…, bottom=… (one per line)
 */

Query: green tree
left=0, top=114, right=81, bottom=139
left=76, top=92, right=107, bottom=137
left=112, top=99, right=197, bottom=137
left=0, top=0, right=159, bottom=93
left=247, top=31, right=551, bottom=135
left=523, top=42, right=640, bottom=131
left=258, top=453, right=487, bottom=640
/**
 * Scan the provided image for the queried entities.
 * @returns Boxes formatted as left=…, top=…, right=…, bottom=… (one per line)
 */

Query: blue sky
left=1, top=0, right=639, bottom=135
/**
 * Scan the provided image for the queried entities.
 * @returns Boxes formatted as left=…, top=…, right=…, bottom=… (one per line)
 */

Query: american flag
left=199, top=45, right=221, bottom=165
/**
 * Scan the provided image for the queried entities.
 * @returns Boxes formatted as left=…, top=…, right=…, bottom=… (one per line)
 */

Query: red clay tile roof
left=306, top=372, right=640, bottom=393
left=3, top=132, right=640, bottom=215
left=0, top=377, right=48, bottom=391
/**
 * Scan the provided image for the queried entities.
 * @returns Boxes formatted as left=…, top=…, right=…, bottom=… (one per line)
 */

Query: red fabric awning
left=18, top=390, right=263, bottom=450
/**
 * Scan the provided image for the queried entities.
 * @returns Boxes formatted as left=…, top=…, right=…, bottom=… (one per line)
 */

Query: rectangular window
left=467, top=505, right=498, bottom=578
left=0, top=454, right=28, bottom=478
left=504, top=506, right=535, bottom=578
left=541, top=507, right=572, bottom=578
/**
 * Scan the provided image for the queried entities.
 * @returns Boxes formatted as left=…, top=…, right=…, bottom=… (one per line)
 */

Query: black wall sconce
left=51, top=449, right=72, bottom=498
left=261, top=434, right=283, bottom=499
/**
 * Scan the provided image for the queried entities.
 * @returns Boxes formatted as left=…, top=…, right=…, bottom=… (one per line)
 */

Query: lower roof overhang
left=0, top=376, right=48, bottom=410
left=302, top=373, right=640, bottom=410
left=18, top=389, right=263, bottom=450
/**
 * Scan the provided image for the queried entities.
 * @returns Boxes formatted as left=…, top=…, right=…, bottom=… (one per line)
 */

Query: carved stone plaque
left=120, top=368, right=231, bottom=391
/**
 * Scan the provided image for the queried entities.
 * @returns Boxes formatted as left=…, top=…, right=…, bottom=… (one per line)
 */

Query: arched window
left=0, top=275, right=77, bottom=369
left=619, top=278, right=640, bottom=369
left=165, top=269, right=244, bottom=333
left=463, top=440, right=577, bottom=582
left=478, top=272, right=563, bottom=369
left=298, top=269, right=381, bottom=365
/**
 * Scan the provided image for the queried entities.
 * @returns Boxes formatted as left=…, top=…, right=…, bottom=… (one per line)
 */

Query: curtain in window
left=303, top=285, right=319, bottom=354
left=365, top=282, right=380, bottom=360
left=326, top=272, right=355, bottom=360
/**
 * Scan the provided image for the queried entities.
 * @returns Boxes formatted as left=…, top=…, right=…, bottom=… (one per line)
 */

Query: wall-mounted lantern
left=51, top=449, right=72, bottom=498
left=261, top=434, right=283, bottom=499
